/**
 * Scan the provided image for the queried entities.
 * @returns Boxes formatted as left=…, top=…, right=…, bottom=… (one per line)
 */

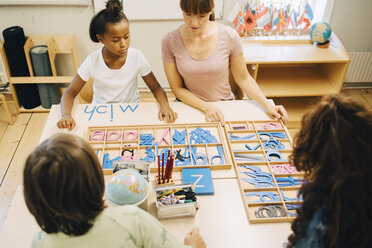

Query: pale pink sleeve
left=161, top=33, right=175, bottom=63
left=228, top=27, right=244, bottom=58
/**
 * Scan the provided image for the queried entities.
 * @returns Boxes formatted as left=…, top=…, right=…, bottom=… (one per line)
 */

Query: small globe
left=309, top=22, right=332, bottom=44
left=106, top=169, right=148, bottom=206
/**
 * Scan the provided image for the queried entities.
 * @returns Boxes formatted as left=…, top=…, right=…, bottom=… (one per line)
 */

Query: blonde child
left=57, top=0, right=177, bottom=130
left=24, top=133, right=205, bottom=248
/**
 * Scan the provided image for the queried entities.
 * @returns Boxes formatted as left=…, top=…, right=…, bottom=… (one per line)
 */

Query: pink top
left=162, top=23, right=243, bottom=101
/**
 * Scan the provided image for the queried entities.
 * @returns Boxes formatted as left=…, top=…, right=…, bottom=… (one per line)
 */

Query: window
left=228, top=0, right=334, bottom=39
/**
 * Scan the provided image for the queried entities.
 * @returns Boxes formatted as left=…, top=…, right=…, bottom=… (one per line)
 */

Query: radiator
left=344, top=52, right=372, bottom=86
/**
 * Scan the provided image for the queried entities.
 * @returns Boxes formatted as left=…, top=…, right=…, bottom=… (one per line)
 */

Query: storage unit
left=242, top=35, right=350, bottom=127
left=0, top=35, right=79, bottom=112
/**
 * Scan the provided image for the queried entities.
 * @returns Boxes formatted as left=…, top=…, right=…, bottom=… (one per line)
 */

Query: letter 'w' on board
left=119, top=104, right=139, bottom=113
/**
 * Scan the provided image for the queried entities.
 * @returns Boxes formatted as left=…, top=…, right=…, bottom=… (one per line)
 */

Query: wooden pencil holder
left=154, top=175, right=175, bottom=186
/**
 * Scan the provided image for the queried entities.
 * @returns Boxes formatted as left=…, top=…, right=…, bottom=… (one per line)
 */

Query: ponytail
left=209, top=11, right=215, bottom=21
left=89, top=0, right=128, bottom=43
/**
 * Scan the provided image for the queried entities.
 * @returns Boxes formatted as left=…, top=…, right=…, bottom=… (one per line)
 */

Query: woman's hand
left=266, top=104, right=288, bottom=123
left=56, top=114, right=76, bottom=131
left=158, top=105, right=178, bottom=123
left=203, top=104, right=225, bottom=126
left=184, top=227, right=206, bottom=248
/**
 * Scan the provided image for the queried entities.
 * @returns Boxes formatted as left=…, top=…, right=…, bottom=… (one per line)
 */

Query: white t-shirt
left=78, top=47, right=152, bottom=104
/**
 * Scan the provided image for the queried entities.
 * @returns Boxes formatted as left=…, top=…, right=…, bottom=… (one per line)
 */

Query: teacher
left=162, top=0, right=288, bottom=125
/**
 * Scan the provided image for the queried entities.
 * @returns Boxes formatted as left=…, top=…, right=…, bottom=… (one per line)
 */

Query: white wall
left=329, top=0, right=372, bottom=52
left=130, top=21, right=182, bottom=88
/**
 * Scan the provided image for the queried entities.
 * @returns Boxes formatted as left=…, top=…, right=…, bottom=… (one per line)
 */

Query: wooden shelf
left=243, top=37, right=350, bottom=64
left=10, top=76, right=74, bottom=84
left=257, top=65, right=341, bottom=97
left=0, top=35, right=79, bottom=113
left=243, top=34, right=350, bottom=99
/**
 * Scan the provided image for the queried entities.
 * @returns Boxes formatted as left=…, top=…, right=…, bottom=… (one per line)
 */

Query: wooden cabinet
left=243, top=35, right=350, bottom=127
left=0, top=35, right=79, bottom=112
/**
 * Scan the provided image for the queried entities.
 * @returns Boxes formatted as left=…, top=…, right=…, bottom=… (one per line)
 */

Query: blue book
left=182, top=168, right=215, bottom=195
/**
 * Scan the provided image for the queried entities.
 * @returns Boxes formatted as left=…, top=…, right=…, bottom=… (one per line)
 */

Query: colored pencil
left=157, top=155, right=160, bottom=184
left=167, top=154, right=174, bottom=183
left=161, top=152, right=165, bottom=183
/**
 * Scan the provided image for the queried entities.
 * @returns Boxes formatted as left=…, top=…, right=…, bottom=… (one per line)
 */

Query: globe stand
left=316, top=40, right=330, bottom=48
left=155, top=175, right=175, bottom=186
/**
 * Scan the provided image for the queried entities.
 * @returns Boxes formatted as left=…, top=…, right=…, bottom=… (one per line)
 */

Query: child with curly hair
left=286, top=94, right=372, bottom=247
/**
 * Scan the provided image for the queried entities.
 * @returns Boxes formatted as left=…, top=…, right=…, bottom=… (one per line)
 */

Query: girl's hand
left=158, top=105, right=178, bottom=123
left=56, top=114, right=76, bottom=131
left=203, top=104, right=225, bottom=126
left=184, top=227, right=206, bottom=248
left=266, top=104, right=288, bottom=123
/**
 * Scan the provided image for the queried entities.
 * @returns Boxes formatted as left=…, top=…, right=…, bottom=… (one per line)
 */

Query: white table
left=0, top=101, right=292, bottom=248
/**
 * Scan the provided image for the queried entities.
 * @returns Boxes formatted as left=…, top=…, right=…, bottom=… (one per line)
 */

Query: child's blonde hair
left=23, top=133, right=105, bottom=235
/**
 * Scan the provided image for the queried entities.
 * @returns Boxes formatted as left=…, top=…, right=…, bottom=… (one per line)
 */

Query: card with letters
left=182, top=168, right=215, bottom=195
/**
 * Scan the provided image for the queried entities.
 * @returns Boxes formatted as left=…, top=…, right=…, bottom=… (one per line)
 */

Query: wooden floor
left=0, top=92, right=371, bottom=232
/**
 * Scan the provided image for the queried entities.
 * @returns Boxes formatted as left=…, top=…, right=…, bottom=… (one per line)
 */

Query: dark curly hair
left=180, top=0, right=215, bottom=21
left=23, top=134, right=106, bottom=236
left=286, top=94, right=372, bottom=247
left=89, top=0, right=128, bottom=42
